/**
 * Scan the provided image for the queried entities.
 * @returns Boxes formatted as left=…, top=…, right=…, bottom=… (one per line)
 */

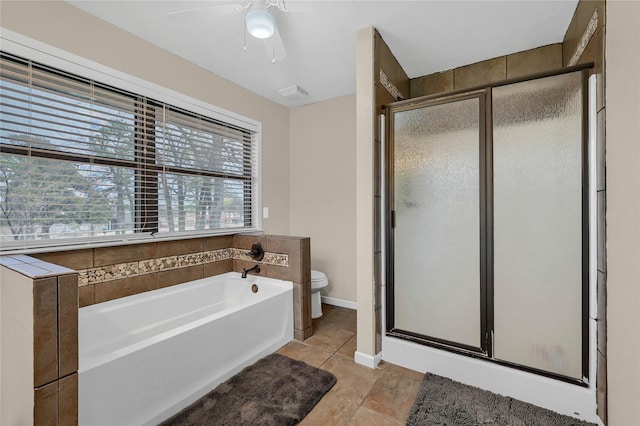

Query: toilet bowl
left=311, top=270, right=329, bottom=319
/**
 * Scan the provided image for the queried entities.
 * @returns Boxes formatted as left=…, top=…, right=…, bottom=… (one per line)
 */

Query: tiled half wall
left=0, top=256, right=79, bottom=425
left=32, top=233, right=313, bottom=340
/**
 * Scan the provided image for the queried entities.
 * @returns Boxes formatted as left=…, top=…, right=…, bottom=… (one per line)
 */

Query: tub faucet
left=241, top=264, right=260, bottom=279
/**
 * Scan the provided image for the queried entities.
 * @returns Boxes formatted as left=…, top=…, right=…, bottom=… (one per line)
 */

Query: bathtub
left=78, top=272, right=293, bottom=426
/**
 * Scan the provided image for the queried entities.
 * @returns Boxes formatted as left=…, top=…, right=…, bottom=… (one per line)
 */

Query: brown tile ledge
left=0, top=254, right=76, bottom=278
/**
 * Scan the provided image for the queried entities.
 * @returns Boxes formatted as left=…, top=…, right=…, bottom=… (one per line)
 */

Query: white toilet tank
left=311, top=270, right=328, bottom=289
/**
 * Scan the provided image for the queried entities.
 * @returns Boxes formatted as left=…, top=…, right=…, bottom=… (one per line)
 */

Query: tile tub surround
left=30, top=233, right=312, bottom=339
left=0, top=256, right=79, bottom=426
left=30, top=236, right=289, bottom=305
left=1, top=234, right=310, bottom=423
left=234, top=234, right=312, bottom=341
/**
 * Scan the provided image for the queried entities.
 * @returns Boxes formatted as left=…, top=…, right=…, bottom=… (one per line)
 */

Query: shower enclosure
left=386, top=68, right=588, bottom=382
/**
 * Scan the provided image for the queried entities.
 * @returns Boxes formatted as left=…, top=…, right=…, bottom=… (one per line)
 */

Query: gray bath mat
left=407, top=373, right=595, bottom=426
left=160, top=353, right=336, bottom=426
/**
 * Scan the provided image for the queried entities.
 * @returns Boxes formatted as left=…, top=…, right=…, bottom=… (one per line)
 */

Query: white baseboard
left=354, top=351, right=382, bottom=369
left=382, top=336, right=599, bottom=424
left=321, top=296, right=357, bottom=310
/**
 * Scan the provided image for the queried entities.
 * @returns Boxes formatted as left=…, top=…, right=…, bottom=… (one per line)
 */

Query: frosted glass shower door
left=392, top=96, right=482, bottom=350
left=492, top=71, right=585, bottom=379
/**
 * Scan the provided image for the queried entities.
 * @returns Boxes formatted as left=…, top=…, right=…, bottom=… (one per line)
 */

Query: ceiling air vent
left=278, top=85, right=308, bottom=99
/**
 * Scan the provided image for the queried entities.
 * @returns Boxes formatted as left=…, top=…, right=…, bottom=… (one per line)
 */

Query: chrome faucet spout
left=241, top=264, right=260, bottom=278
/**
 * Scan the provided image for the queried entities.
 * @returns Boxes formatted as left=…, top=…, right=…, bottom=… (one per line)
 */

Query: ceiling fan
left=166, top=0, right=292, bottom=63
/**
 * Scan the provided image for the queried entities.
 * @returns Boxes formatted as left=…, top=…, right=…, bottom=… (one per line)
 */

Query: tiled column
left=234, top=234, right=312, bottom=340
left=0, top=256, right=78, bottom=425
left=268, top=236, right=312, bottom=340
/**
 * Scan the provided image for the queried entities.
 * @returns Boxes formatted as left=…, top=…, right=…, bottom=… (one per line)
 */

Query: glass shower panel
left=393, top=97, right=481, bottom=348
left=493, top=72, right=583, bottom=378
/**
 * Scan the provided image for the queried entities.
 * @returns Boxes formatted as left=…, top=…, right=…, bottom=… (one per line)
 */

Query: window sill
left=0, top=228, right=263, bottom=256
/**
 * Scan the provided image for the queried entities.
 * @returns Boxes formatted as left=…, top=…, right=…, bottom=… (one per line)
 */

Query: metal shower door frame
left=384, top=66, right=591, bottom=385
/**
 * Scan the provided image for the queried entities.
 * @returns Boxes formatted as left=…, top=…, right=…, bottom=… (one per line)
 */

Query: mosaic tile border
left=77, top=248, right=288, bottom=286
left=568, top=9, right=598, bottom=67
left=380, top=69, right=406, bottom=101
left=231, top=249, right=288, bottom=266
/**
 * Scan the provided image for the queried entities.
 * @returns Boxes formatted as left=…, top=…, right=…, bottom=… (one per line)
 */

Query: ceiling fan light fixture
left=245, top=9, right=275, bottom=39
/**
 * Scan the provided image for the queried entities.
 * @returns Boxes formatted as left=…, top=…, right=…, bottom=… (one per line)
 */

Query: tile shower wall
left=410, top=43, right=563, bottom=98
left=563, top=0, right=607, bottom=423
left=374, top=31, right=410, bottom=354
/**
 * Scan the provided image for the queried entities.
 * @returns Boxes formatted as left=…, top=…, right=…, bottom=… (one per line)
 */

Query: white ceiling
left=66, top=0, right=578, bottom=108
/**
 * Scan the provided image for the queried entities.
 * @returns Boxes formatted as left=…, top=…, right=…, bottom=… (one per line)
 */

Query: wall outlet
left=263, top=207, right=269, bottom=219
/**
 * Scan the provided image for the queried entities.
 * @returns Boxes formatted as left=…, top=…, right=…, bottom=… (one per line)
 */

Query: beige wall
left=290, top=94, right=357, bottom=303
left=0, top=0, right=291, bottom=236
left=605, top=1, right=640, bottom=424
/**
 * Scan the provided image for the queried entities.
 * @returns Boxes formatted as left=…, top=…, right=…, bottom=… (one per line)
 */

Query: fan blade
left=265, top=0, right=313, bottom=14
left=167, top=2, right=249, bottom=24
left=266, top=0, right=288, bottom=12
left=263, top=26, right=287, bottom=63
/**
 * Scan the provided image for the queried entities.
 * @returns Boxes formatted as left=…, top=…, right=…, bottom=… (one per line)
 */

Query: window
left=0, top=52, right=260, bottom=251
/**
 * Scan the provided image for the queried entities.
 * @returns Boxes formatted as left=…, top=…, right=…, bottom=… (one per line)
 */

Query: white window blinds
left=0, top=52, right=259, bottom=250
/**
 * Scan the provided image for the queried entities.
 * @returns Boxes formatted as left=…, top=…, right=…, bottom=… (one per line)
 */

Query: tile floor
left=276, top=304, right=424, bottom=425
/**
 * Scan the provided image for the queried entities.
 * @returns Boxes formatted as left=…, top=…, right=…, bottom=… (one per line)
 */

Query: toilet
left=311, top=270, right=329, bottom=319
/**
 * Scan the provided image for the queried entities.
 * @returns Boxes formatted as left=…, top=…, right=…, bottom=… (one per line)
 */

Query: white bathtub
left=78, top=272, right=293, bottom=426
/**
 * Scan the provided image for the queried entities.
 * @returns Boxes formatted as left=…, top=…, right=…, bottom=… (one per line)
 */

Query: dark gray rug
left=407, top=373, right=595, bottom=426
left=160, top=353, right=336, bottom=426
